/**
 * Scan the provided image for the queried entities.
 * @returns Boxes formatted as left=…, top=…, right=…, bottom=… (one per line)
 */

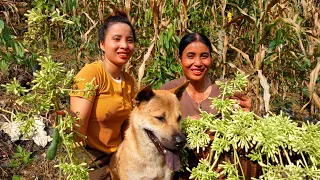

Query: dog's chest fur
left=109, top=124, right=173, bottom=180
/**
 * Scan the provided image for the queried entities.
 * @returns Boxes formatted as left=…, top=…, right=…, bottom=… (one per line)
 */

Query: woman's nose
left=120, top=40, right=128, bottom=49
left=193, top=57, right=202, bottom=66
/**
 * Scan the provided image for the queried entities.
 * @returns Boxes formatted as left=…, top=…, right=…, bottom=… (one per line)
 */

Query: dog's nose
left=174, top=134, right=186, bottom=148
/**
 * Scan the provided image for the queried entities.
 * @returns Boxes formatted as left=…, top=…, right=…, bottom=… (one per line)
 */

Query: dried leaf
left=308, top=61, right=320, bottom=104
left=315, top=12, right=319, bottom=29
left=223, top=15, right=245, bottom=28
left=150, top=0, right=160, bottom=36
left=261, top=0, right=280, bottom=23
left=137, top=39, right=155, bottom=89
left=181, top=0, right=188, bottom=21
left=258, top=70, right=271, bottom=112
left=301, top=61, right=320, bottom=111
left=227, top=2, right=256, bottom=24
left=125, top=0, right=132, bottom=14
left=254, top=46, right=266, bottom=70
left=228, top=44, right=254, bottom=69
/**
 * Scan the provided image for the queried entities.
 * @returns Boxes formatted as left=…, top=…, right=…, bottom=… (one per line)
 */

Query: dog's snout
left=174, top=134, right=186, bottom=148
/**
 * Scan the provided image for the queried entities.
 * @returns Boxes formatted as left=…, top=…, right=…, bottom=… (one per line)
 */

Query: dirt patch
left=0, top=131, right=60, bottom=179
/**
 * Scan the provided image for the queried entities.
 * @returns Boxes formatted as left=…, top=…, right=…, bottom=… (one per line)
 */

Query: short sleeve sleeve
left=160, top=82, right=171, bottom=90
left=69, top=64, right=99, bottom=102
left=160, top=78, right=184, bottom=90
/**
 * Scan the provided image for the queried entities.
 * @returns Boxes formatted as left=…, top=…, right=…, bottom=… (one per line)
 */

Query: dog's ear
left=171, top=81, right=189, bottom=100
left=133, top=85, right=155, bottom=105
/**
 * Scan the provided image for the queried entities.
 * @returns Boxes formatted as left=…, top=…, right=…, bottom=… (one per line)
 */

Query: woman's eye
left=201, top=54, right=209, bottom=58
left=127, top=39, right=134, bottom=43
left=113, top=37, right=120, bottom=41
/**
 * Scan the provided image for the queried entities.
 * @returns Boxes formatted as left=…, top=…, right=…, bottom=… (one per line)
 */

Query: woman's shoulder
left=74, top=61, right=104, bottom=84
left=77, top=61, right=102, bottom=74
left=160, top=77, right=185, bottom=90
left=209, top=77, right=221, bottom=97
left=81, top=61, right=102, bottom=72
left=122, top=72, right=136, bottom=84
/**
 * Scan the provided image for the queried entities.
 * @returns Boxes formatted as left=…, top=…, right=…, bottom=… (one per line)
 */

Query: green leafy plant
left=0, top=19, right=25, bottom=75
left=24, top=1, right=74, bottom=56
left=9, top=146, right=33, bottom=167
left=182, top=72, right=320, bottom=179
left=1, top=55, right=97, bottom=179
left=12, top=175, right=24, bottom=180
left=143, top=21, right=182, bottom=89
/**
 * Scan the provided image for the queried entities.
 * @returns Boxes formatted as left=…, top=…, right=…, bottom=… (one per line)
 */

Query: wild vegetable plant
left=2, top=55, right=97, bottom=179
left=1, top=3, right=97, bottom=178
left=24, top=4, right=73, bottom=56
left=11, top=175, right=24, bottom=180
left=9, top=145, right=33, bottom=167
left=0, top=19, right=24, bottom=75
left=182, top=72, right=320, bottom=179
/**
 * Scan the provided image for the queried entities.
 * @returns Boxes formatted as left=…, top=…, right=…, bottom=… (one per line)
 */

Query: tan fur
left=107, top=82, right=189, bottom=180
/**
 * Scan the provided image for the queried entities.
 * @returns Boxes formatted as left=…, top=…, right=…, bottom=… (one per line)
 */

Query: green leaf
left=15, top=42, right=24, bottom=57
left=275, top=29, right=282, bottom=45
left=16, top=145, right=23, bottom=153
left=12, top=175, right=24, bottom=180
left=0, top=20, right=4, bottom=33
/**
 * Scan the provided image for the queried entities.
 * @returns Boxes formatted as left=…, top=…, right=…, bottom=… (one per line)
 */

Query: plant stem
left=221, top=82, right=228, bottom=119
left=61, top=133, right=74, bottom=165
left=210, top=152, right=220, bottom=170
left=233, top=146, right=245, bottom=180
left=260, top=152, right=266, bottom=176
left=208, top=148, right=214, bottom=164
left=44, top=23, right=51, bottom=56
left=282, top=148, right=292, bottom=165
left=300, top=152, right=309, bottom=169
left=0, top=107, right=15, bottom=116
left=278, top=148, right=284, bottom=167
left=73, top=139, right=101, bottom=169
left=52, top=92, right=61, bottom=111
left=51, top=92, right=61, bottom=126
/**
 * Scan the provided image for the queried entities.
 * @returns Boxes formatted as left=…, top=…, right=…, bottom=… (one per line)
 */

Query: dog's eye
left=178, top=115, right=182, bottom=122
left=155, top=116, right=165, bottom=122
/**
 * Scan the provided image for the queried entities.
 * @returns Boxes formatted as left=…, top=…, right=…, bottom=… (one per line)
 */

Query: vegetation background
left=0, top=0, right=319, bottom=179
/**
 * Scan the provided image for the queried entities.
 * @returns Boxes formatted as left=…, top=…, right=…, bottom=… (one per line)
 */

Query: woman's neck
left=101, top=58, right=123, bottom=80
left=187, top=76, right=207, bottom=93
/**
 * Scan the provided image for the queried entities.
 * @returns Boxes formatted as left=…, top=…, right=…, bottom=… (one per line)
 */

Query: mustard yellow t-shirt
left=70, top=60, right=135, bottom=154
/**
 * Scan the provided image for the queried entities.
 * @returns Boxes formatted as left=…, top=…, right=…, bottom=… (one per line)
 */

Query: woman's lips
left=191, top=69, right=204, bottom=76
left=118, top=52, right=129, bottom=59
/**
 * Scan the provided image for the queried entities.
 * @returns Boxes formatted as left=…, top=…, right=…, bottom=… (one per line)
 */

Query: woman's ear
left=99, top=41, right=105, bottom=52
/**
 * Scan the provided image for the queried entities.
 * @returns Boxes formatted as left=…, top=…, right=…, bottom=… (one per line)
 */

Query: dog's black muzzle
left=174, top=133, right=186, bottom=149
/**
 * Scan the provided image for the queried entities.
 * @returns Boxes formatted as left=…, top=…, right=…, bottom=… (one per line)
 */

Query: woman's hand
left=231, top=92, right=252, bottom=112
left=189, top=115, right=202, bottom=120
left=50, top=109, right=77, bottom=126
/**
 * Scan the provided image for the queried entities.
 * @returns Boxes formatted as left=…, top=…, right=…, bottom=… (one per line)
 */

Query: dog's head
left=131, top=81, right=189, bottom=172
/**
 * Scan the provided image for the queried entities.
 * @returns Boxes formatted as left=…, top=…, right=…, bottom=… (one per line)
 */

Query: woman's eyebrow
left=112, top=34, right=133, bottom=38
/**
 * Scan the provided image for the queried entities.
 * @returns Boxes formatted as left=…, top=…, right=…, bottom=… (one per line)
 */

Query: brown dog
left=107, top=82, right=189, bottom=180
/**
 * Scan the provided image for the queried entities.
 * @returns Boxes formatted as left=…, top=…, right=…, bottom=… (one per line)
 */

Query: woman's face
left=100, top=23, right=135, bottom=67
left=180, top=41, right=211, bottom=81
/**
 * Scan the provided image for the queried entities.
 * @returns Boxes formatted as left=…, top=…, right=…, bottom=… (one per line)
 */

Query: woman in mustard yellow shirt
left=69, top=10, right=136, bottom=179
